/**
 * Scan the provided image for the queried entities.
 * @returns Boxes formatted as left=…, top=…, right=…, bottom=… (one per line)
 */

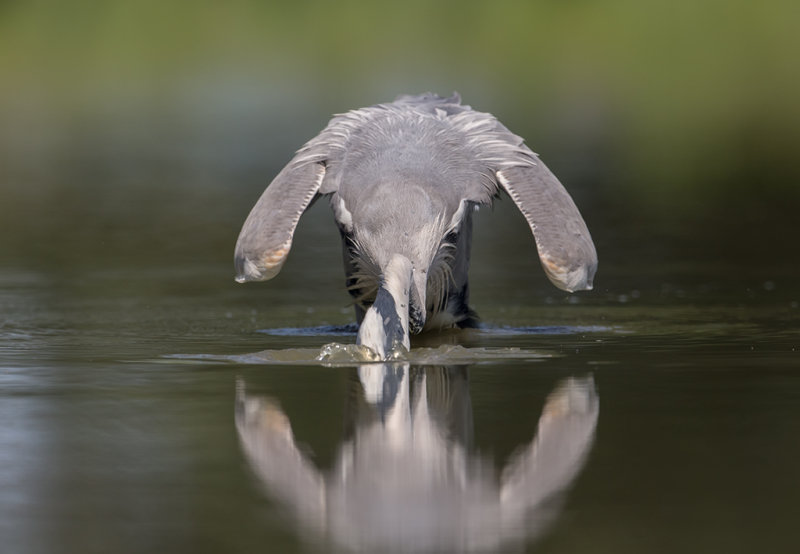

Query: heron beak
left=356, top=254, right=413, bottom=359
left=409, top=282, right=426, bottom=334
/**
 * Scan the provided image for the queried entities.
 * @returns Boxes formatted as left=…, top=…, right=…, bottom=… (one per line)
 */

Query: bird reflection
left=235, top=366, right=598, bottom=552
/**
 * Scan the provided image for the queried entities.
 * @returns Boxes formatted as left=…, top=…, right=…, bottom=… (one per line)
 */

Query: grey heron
left=234, top=93, right=597, bottom=358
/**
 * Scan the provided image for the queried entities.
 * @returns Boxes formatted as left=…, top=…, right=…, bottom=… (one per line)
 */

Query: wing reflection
left=235, top=366, right=598, bottom=552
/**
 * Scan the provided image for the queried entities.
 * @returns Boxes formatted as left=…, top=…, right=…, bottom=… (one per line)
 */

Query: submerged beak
left=408, top=274, right=427, bottom=334
left=356, top=254, right=414, bottom=360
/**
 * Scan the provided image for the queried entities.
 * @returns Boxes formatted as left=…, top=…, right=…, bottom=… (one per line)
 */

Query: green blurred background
left=1, top=0, right=798, bottom=274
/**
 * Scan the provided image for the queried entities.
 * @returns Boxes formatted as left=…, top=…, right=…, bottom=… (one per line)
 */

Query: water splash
left=164, top=322, right=611, bottom=366
left=166, top=343, right=551, bottom=366
left=316, top=343, right=383, bottom=363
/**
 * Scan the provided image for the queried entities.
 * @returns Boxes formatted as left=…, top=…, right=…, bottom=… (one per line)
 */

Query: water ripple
left=165, top=343, right=552, bottom=367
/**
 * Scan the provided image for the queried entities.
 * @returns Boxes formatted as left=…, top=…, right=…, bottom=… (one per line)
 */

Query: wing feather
left=496, top=164, right=597, bottom=291
left=234, top=162, right=325, bottom=282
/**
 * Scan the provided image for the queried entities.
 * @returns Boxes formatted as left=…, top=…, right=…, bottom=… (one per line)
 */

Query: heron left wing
left=234, top=161, right=325, bottom=282
left=446, top=108, right=597, bottom=291
left=496, top=162, right=597, bottom=292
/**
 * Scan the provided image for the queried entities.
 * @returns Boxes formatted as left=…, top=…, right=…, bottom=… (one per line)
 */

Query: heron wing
left=447, top=107, right=597, bottom=291
left=234, top=161, right=325, bottom=281
left=496, top=162, right=597, bottom=291
left=233, top=104, right=395, bottom=282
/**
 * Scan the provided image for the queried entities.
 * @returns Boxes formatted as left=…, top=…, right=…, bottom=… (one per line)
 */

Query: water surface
left=1, top=179, right=799, bottom=554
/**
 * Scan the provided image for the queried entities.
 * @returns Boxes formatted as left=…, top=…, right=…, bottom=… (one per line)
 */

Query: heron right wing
left=234, top=103, right=406, bottom=283
left=234, top=161, right=326, bottom=282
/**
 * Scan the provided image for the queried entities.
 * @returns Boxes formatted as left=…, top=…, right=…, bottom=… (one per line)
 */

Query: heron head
left=355, top=220, right=447, bottom=336
left=356, top=254, right=415, bottom=358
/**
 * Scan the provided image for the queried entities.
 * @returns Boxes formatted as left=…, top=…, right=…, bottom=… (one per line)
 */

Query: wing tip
left=542, top=255, right=597, bottom=293
left=234, top=245, right=290, bottom=283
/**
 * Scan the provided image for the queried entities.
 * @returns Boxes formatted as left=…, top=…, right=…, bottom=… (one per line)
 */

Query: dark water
left=1, top=176, right=799, bottom=554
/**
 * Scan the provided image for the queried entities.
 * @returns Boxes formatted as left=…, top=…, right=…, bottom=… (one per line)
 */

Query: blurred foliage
left=0, top=0, right=798, bottom=210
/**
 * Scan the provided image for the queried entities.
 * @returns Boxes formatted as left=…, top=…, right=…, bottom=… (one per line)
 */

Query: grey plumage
left=234, top=93, right=597, bottom=356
